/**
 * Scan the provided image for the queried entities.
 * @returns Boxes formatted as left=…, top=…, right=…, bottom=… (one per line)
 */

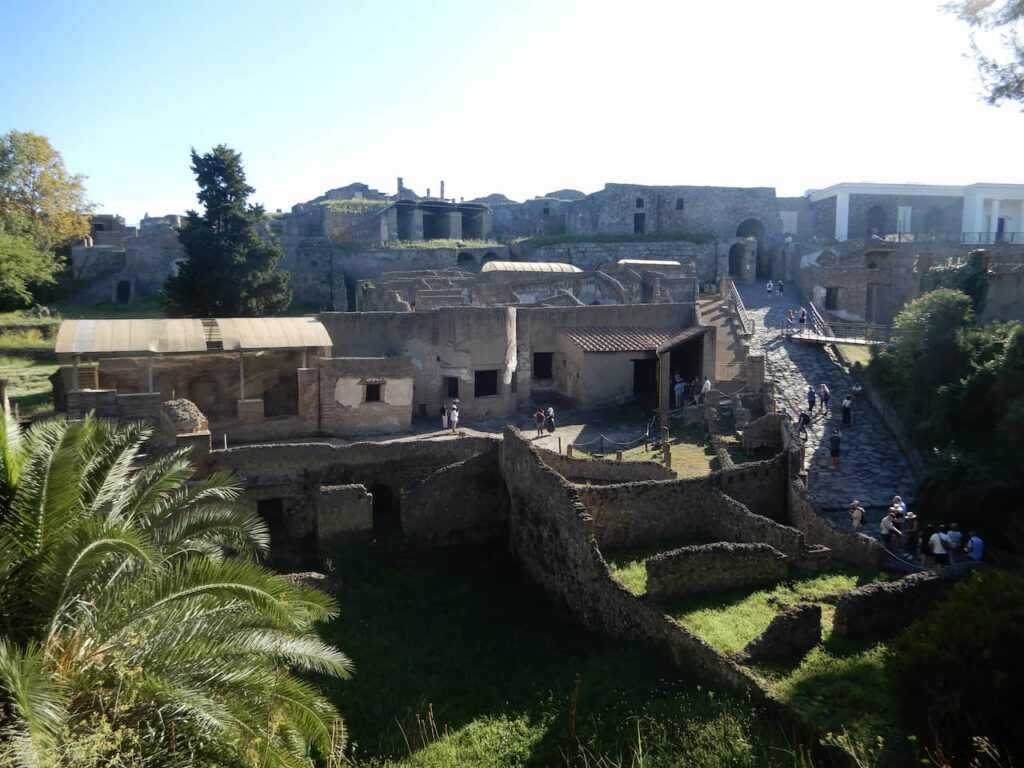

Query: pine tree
left=162, top=145, right=291, bottom=317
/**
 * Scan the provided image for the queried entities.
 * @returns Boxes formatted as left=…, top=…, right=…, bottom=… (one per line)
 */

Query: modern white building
left=807, top=182, right=1024, bottom=244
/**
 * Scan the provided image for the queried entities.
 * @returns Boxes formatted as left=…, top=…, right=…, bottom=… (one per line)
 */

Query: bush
left=886, top=571, right=1024, bottom=764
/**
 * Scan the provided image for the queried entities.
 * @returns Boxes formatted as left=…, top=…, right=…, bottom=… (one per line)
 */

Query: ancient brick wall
left=846, top=194, right=963, bottom=240
left=402, top=447, right=509, bottom=546
left=317, top=357, right=414, bottom=436
left=787, top=476, right=883, bottom=568
left=499, top=427, right=772, bottom=699
left=833, top=568, right=970, bottom=641
left=316, top=484, right=373, bottom=556
left=646, top=542, right=789, bottom=600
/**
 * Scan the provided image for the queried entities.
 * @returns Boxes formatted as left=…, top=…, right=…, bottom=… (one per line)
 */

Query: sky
left=2, top=0, right=1021, bottom=226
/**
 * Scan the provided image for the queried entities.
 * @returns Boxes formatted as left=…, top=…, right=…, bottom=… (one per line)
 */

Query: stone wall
left=575, top=463, right=804, bottom=560
left=402, top=446, right=509, bottom=546
left=739, top=603, right=821, bottom=664
left=846, top=193, right=963, bottom=240
left=316, top=484, right=373, bottom=557
left=833, top=568, right=970, bottom=641
left=511, top=240, right=717, bottom=280
left=499, top=427, right=772, bottom=698
left=646, top=542, right=789, bottom=600
left=318, top=356, right=414, bottom=436
left=536, top=447, right=676, bottom=483
left=787, top=475, right=884, bottom=568
left=979, top=267, right=1024, bottom=324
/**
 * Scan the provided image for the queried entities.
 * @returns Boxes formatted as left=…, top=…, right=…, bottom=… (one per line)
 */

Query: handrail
left=724, top=277, right=753, bottom=336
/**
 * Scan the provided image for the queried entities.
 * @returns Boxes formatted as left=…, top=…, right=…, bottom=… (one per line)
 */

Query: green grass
left=320, top=199, right=391, bottom=215
left=0, top=310, right=61, bottom=327
left=0, top=355, right=59, bottom=417
left=835, top=344, right=871, bottom=369
left=513, top=232, right=714, bottom=248
left=316, top=546, right=811, bottom=768
left=602, top=535, right=718, bottom=596
left=57, top=298, right=165, bottom=319
left=619, top=427, right=718, bottom=478
left=0, top=327, right=56, bottom=352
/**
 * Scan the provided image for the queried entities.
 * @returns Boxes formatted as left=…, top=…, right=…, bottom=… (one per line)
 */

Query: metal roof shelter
left=56, top=319, right=207, bottom=355
left=481, top=261, right=582, bottom=274
left=55, top=317, right=332, bottom=398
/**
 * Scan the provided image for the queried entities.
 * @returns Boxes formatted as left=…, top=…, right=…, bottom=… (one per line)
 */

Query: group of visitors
left=672, top=374, right=712, bottom=409
left=784, top=307, right=808, bottom=335
left=792, top=382, right=861, bottom=468
left=853, top=497, right=985, bottom=566
left=440, top=401, right=460, bottom=432
left=766, top=280, right=785, bottom=299
left=533, top=406, right=556, bottom=437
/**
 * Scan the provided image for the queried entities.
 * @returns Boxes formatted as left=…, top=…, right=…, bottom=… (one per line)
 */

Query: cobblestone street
left=737, top=281, right=918, bottom=518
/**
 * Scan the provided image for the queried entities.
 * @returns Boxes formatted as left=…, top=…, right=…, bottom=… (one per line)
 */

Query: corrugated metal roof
left=616, top=259, right=682, bottom=267
left=56, top=319, right=208, bottom=354
left=56, top=317, right=332, bottom=355
left=216, top=317, right=332, bottom=350
left=481, top=261, right=582, bottom=274
left=558, top=326, right=675, bottom=353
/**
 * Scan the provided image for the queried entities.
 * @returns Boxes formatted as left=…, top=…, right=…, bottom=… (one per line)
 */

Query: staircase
left=698, top=296, right=747, bottom=394
left=202, top=319, right=223, bottom=351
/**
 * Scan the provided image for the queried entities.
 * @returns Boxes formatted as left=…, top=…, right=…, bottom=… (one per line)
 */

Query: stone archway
left=456, top=251, right=476, bottom=269
left=369, top=484, right=403, bottom=544
left=736, top=218, right=767, bottom=279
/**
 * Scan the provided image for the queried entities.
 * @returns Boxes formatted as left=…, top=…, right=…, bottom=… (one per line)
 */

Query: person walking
left=829, top=428, right=842, bottom=469
left=880, top=509, right=901, bottom=550
left=851, top=381, right=863, bottom=401
left=777, top=280, right=784, bottom=297
left=533, top=409, right=545, bottom=437
left=673, top=377, right=684, bottom=409
left=766, top=280, right=774, bottom=299
left=797, top=410, right=811, bottom=440
left=806, top=385, right=816, bottom=413
left=700, top=376, right=712, bottom=403
left=785, top=308, right=795, bottom=335
left=820, top=383, right=831, bottom=414
left=441, top=403, right=449, bottom=431
left=850, top=500, right=867, bottom=531
left=545, top=405, right=556, bottom=434
left=841, top=394, right=853, bottom=426
left=903, top=510, right=919, bottom=559
left=798, top=308, right=807, bottom=334
left=929, top=525, right=951, bottom=568
left=946, top=523, right=963, bottom=565
left=449, top=402, right=460, bottom=433
left=965, top=531, right=984, bottom=562
left=921, top=524, right=937, bottom=567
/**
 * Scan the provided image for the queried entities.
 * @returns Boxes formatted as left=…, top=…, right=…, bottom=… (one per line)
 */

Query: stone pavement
left=736, top=281, right=918, bottom=517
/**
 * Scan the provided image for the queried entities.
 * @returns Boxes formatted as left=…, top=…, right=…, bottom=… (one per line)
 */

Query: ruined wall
left=316, top=484, right=373, bottom=557
left=536, top=447, right=676, bottom=483
left=511, top=240, right=715, bottom=278
left=499, top=427, right=771, bottom=697
left=318, top=356, right=414, bottom=436
left=402, top=446, right=509, bottom=546
left=832, top=569, right=969, bottom=641
left=981, top=268, right=1024, bottom=323
left=646, top=542, right=789, bottom=600
left=574, top=460, right=804, bottom=560
left=846, top=193, right=963, bottom=240
left=319, top=307, right=518, bottom=420
left=787, top=475, right=883, bottom=568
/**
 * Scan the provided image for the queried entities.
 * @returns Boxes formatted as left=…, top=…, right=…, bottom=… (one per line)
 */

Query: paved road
left=737, top=281, right=918, bottom=516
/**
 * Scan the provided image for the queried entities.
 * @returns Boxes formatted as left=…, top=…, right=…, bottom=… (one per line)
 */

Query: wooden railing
left=724, top=277, right=753, bottom=336
left=806, top=302, right=890, bottom=343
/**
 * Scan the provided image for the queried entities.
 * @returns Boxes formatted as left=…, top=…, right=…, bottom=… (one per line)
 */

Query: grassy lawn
left=316, top=546, right=810, bottom=768
left=602, top=535, right=718, bottom=596
left=835, top=344, right=872, bottom=369
left=57, top=298, right=165, bottom=319
left=0, top=355, right=59, bottom=417
left=619, top=427, right=719, bottom=477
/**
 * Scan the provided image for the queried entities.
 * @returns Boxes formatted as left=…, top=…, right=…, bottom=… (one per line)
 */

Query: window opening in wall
left=825, top=287, right=839, bottom=311
left=474, top=369, right=499, bottom=397
left=897, top=206, right=912, bottom=235
left=115, top=281, right=131, bottom=303
left=635, top=198, right=644, bottom=209
left=257, top=498, right=286, bottom=542
left=675, top=198, right=684, bottom=211
left=542, top=203, right=550, bottom=216
left=365, top=382, right=381, bottom=402
left=445, top=376, right=459, bottom=399
left=533, top=352, right=553, bottom=380
left=633, top=212, right=646, bottom=234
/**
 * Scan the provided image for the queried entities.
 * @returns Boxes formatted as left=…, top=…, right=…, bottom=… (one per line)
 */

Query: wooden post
left=662, top=442, right=671, bottom=467
left=72, top=355, right=80, bottom=391
left=302, top=348, right=308, bottom=368
left=616, top=450, right=623, bottom=462
left=558, top=436, right=562, bottom=454
left=147, top=355, right=154, bottom=393
left=566, top=444, right=573, bottom=458
left=238, top=351, right=246, bottom=400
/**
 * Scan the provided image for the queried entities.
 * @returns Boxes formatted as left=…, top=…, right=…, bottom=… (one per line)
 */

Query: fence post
left=566, top=444, right=573, bottom=458
left=616, top=450, right=623, bottom=462
left=558, top=437, right=562, bottom=454
left=662, top=442, right=671, bottom=468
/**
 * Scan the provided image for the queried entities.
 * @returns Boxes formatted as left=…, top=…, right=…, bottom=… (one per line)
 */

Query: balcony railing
left=866, top=232, right=1024, bottom=245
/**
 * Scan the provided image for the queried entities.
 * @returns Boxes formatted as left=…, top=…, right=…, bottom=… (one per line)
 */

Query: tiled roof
left=558, top=326, right=676, bottom=353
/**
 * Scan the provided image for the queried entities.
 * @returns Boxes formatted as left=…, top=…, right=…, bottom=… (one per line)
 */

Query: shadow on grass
left=315, top=545, right=808, bottom=767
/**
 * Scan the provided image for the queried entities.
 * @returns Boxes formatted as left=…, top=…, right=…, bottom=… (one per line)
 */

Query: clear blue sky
left=2, top=0, right=1020, bottom=226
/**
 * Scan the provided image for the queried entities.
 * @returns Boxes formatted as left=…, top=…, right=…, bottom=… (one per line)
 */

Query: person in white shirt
left=700, top=377, right=712, bottom=403
left=929, top=526, right=950, bottom=567
left=449, top=403, right=459, bottom=433
left=880, top=512, right=901, bottom=549
left=766, top=280, right=774, bottom=298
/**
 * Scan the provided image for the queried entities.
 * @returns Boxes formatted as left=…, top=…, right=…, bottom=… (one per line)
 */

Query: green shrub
left=886, top=571, right=1024, bottom=763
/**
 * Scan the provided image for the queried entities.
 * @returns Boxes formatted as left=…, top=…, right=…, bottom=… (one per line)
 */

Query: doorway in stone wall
left=369, top=484, right=403, bottom=545
left=632, top=358, right=658, bottom=401
left=728, top=243, right=745, bottom=279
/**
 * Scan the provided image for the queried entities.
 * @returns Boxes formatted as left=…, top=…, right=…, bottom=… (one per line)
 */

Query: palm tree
left=0, top=414, right=351, bottom=767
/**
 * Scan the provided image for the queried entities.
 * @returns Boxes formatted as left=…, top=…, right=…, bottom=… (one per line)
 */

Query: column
left=991, top=198, right=1001, bottom=243
left=835, top=191, right=850, bottom=241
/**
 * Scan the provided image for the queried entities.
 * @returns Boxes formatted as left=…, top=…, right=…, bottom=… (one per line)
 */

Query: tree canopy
left=162, top=145, right=291, bottom=317
left=0, top=131, right=91, bottom=311
left=947, top=0, right=1024, bottom=107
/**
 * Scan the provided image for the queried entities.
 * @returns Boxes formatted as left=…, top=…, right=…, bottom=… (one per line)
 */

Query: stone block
left=646, top=542, right=789, bottom=600
left=738, top=603, right=821, bottom=664
left=237, top=398, right=265, bottom=425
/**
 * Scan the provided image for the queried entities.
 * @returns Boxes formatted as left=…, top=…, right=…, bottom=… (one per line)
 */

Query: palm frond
left=0, top=639, right=68, bottom=752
